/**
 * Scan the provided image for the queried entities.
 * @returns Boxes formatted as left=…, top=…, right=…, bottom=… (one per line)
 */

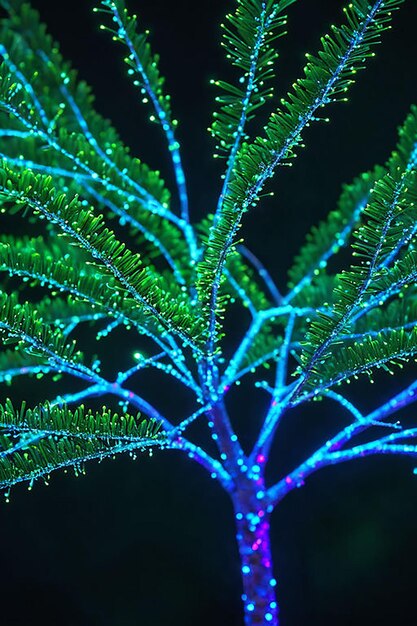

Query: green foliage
left=0, top=164, right=204, bottom=349
left=197, top=0, right=402, bottom=348
left=0, top=289, right=82, bottom=364
left=0, top=0, right=197, bottom=286
left=0, top=398, right=161, bottom=442
left=0, top=399, right=162, bottom=489
left=0, top=0, right=414, bottom=496
left=96, top=0, right=174, bottom=130
left=0, top=234, right=155, bottom=330
left=197, top=214, right=273, bottom=313
left=305, top=326, right=417, bottom=394
left=299, top=106, right=417, bottom=393
left=210, top=0, right=295, bottom=156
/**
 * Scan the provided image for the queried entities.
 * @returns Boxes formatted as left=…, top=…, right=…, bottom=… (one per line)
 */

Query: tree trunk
left=233, top=485, right=279, bottom=625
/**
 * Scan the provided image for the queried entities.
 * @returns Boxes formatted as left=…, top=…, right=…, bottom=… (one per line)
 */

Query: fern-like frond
left=0, top=1, right=171, bottom=209
left=96, top=0, right=172, bottom=133
left=0, top=166, right=205, bottom=350
left=0, top=289, right=84, bottom=368
left=0, top=400, right=163, bottom=490
left=0, top=4, right=198, bottom=282
left=300, top=163, right=417, bottom=377
left=293, top=102, right=417, bottom=399
left=210, top=0, right=295, bottom=157
left=0, top=399, right=161, bottom=443
left=95, top=0, right=193, bottom=229
left=354, top=290, right=417, bottom=335
left=302, top=326, right=417, bottom=396
left=287, top=108, right=417, bottom=304
left=225, top=0, right=401, bottom=212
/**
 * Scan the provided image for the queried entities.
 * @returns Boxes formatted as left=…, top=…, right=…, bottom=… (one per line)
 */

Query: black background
left=1, top=0, right=417, bottom=625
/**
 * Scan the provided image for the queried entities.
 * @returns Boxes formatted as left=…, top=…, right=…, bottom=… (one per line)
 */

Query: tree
left=0, top=0, right=415, bottom=624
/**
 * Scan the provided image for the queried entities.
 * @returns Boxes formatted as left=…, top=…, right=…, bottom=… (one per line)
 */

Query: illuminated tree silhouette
left=0, top=1, right=415, bottom=624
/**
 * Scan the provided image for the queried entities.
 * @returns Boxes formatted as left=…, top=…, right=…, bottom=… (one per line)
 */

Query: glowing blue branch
left=321, top=389, right=402, bottom=429
left=116, top=352, right=165, bottom=384
left=171, top=404, right=210, bottom=437
left=40, top=361, right=225, bottom=486
left=0, top=100, right=184, bottom=229
left=321, top=389, right=364, bottom=421
left=0, top=432, right=45, bottom=458
left=96, top=318, right=123, bottom=340
left=237, top=245, right=283, bottom=305
left=0, top=45, right=49, bottom=127
left=267, top=378, right=417, bottom=507
left=204, top=400, right=244, bottom=480
left=214, top=3, right=279, bottom=224
left=83, top=183, right=186, bottom=285
left=102, top=3, right=193, bottom=239
left=326, top=439, right=417, bottom=462
left=338, top=321, right=417, bottom=343
left=276, top=311, right=295, bottom=389
left=164, top=334, right=200, bottom=395
left=250, top=385, right=294, bottom=464
left=249, top=315, right=297, bottom=461
left=169, top=438, right=233, bottom=491
left=222, top=305, right=315, bottom=389
left=107, top=383, right=232, bottom=488
left=229, top=349, right=282, bottom=386
left=0, top=364, right=54, bottom=385
left=224, top=268, right=257, bottom=317
left=51, top=384, right=103, bottom=408
left=0, top=151, right=90, bottom=181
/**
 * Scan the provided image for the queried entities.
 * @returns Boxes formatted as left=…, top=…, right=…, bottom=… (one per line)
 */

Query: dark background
left=1, top=0, right=417, bottom=625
